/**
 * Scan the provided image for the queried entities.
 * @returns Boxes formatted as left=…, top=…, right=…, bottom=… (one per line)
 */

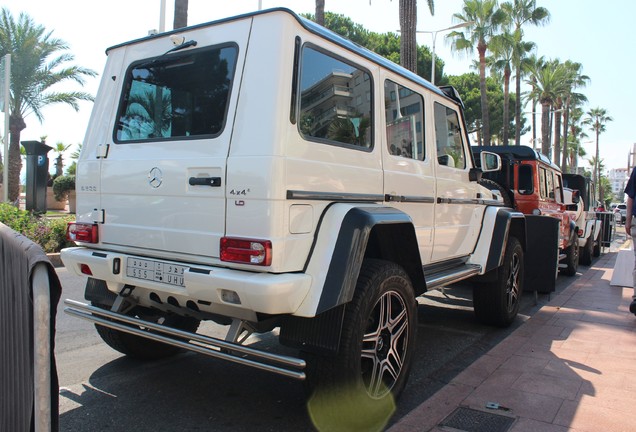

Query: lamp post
left=417, top=22, right=472, bottom=85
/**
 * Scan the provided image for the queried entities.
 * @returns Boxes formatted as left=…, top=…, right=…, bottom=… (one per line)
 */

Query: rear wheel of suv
left=563, top=232, right=579, bottom=276
left=92, top=302, right=200, bottom=360
left=304, top=259, right=417, bottom=426
left=473, top=236, right=523, bottom=327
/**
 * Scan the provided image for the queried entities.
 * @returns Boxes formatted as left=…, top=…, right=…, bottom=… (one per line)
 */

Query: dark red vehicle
left=472, top=145, right=578, bottom=276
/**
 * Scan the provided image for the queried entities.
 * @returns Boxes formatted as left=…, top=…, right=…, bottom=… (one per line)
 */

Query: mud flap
left=523, top=215, right=559, bottom=293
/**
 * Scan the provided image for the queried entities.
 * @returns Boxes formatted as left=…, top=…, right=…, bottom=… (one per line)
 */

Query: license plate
left=126, top=257, right=187, bottom=287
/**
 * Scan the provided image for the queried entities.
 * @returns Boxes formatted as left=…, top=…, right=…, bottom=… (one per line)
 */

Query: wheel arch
left=298, top=205, right=424, bottom=317
left=470, top=207, right=526, bottom=274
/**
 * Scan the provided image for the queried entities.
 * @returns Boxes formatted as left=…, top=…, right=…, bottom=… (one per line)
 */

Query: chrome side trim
left=286, top=190, right=383, bottom=202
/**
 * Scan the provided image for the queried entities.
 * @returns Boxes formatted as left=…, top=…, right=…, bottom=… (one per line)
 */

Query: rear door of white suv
left=94, top=20, right=251, bottom=262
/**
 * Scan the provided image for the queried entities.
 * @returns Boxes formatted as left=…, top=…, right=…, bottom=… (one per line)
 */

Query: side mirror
left=480, top=151, right=501, bottom=172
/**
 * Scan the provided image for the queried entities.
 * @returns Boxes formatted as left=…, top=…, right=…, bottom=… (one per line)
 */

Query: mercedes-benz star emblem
left=148, top=167, right=163, bottom=188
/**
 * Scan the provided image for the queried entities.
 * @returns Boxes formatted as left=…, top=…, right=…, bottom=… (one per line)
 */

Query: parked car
left=616, top=203, right=627, bottom=224
left=472, top=145, right=579, bottom=277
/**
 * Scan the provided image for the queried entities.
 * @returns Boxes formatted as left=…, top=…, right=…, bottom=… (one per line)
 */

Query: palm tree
left=566, top=107, right=587, bottom=174
left=52, top=142, right=71, bottom=178
left=500, top=0, right=550, bottom=145
left=523, top=54, right=544, bottom=149
left=559, top=61, right=588, bottom=172
left=449, top=0, right=506, bottom=146
left=174, top=0, right=189, bottom=29
left=0, top=8, right=96, bottom=202
left=525, top=58, right=568, bottom=158
left=583, top=107, right=613, bottom=195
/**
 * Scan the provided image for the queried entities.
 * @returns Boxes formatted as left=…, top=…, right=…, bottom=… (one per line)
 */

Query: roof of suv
left=472, top=145, right=559, bottom=171
left=105, top=8, right=452, bottom=103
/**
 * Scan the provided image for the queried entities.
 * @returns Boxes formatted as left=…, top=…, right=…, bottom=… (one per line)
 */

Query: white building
left=609, top=167, right=629, bottom=200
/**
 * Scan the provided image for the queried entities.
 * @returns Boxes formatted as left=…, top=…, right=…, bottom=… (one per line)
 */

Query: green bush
left=53, top=175, right=75, bottom=201
left=0, top=203, right=75, bottom=253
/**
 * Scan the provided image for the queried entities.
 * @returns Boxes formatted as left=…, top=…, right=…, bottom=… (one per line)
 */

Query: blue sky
left=2, top=0, right=633, bottom=172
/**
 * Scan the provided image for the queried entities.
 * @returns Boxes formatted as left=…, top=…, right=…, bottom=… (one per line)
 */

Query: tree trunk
left=399, top=0, right=418, bottom=73
left=514, top=67, right=521, bottom=145
left=502, top=65, right=511, bottom=146
left=553, top=110, right=562, bottom=168
left=478, top=42, right=490, bottom=146
left=173, top=0, right=189, bottom=29
left=561, top=97, right=570, bottom=172
left=315, top=0, right=325, bottom=26
left=8, top=114, right=26, bottom=202
left=594, top=129, right=600, bottom=191
left=540, top=101, right=550, bottom=157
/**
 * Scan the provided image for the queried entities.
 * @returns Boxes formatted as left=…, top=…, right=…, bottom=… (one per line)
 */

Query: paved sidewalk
left=390, top=249, right=636, bottom=432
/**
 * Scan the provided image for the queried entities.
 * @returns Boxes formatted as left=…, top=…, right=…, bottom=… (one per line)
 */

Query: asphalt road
left=55, top=231, right=625, bottom=431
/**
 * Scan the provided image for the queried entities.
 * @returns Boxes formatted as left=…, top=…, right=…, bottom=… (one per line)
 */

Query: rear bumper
left=61, top=247, right=312, bottom=319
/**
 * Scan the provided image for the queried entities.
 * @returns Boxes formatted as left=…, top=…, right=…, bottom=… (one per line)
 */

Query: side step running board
left=424, top=264, right=482, bottom=290
left=64, top=299, right=306, bottom=380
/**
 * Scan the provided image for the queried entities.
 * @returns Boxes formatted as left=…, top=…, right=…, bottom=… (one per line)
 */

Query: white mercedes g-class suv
left=62, top=8, right=534, bottom=402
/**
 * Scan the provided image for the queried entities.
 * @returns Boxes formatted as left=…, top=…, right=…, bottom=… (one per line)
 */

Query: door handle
left=189, top=176, right=222, bottom=187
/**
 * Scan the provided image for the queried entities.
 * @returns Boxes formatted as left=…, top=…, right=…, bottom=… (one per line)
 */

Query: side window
left=542, top=168, right=555, bottom=199
left=555, top=173, right=563, bottom=203
left=518, top=164, right=533, bottom=195
left=539, top=167, right=548, bottom=198
left=384, top=80, right=425, bottom=160
left=297, top=45, right=372, bottom=149
left=115, top=44, right=238, bottom=142
left=433, top=102, right=466, bottom=169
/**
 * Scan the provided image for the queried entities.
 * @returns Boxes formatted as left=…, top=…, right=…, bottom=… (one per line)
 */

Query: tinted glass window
left=433, top=103, right=466, bottom=169
left=384, top=80, right=424, bottom=160
left=298, top=46, right=372, bottom=149
left=115, top=44, right=237, bottom=142
left=518, top=165, right=533, bottom=195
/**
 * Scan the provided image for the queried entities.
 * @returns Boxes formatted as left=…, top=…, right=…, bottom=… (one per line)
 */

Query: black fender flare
left=313, top=206, right=424, bottom=315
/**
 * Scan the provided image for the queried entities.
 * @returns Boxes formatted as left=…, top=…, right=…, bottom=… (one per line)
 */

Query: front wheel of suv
left=473, top=236, right=523, bottom=327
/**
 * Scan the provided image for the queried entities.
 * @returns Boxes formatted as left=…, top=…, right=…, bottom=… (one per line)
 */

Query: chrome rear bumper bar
left=64, top=299, right=306, bottom=380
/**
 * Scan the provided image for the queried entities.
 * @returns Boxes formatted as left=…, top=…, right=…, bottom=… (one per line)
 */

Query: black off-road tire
left=92, top=302, right=200, bottom=360
left=562, top=232, right=579, bottom=276
left=304, top=259, right=417, bottom=404
left=473, top=236, right=523, bottom=327
left=478, top=178, right=513, bottom=208
left=579, top=232, right=594, bottom=266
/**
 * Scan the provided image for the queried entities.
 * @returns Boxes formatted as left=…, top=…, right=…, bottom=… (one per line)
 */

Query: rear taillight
left=220, top=237, right=272, bottom=266
left=67, top=223, right=99, bottom=243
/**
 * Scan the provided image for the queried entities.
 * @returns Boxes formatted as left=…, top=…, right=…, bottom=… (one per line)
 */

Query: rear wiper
left=163, top=39, right=198, bottom=55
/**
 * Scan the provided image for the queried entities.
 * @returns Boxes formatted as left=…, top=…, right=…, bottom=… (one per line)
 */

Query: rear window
left=115, top=44, right=238, bottom=143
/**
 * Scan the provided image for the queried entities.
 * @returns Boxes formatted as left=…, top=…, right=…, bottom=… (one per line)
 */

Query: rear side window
left=384, top=80, right=425, bottom=160
left=297, top=45, right=372, bottom=150
left=115, top=44, right=238, bottom=142
left=433, top=102, right=466, bottom=169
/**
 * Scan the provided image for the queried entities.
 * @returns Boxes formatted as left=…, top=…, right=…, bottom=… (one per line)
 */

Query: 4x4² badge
left=148, top=167, right=163, bottom=188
